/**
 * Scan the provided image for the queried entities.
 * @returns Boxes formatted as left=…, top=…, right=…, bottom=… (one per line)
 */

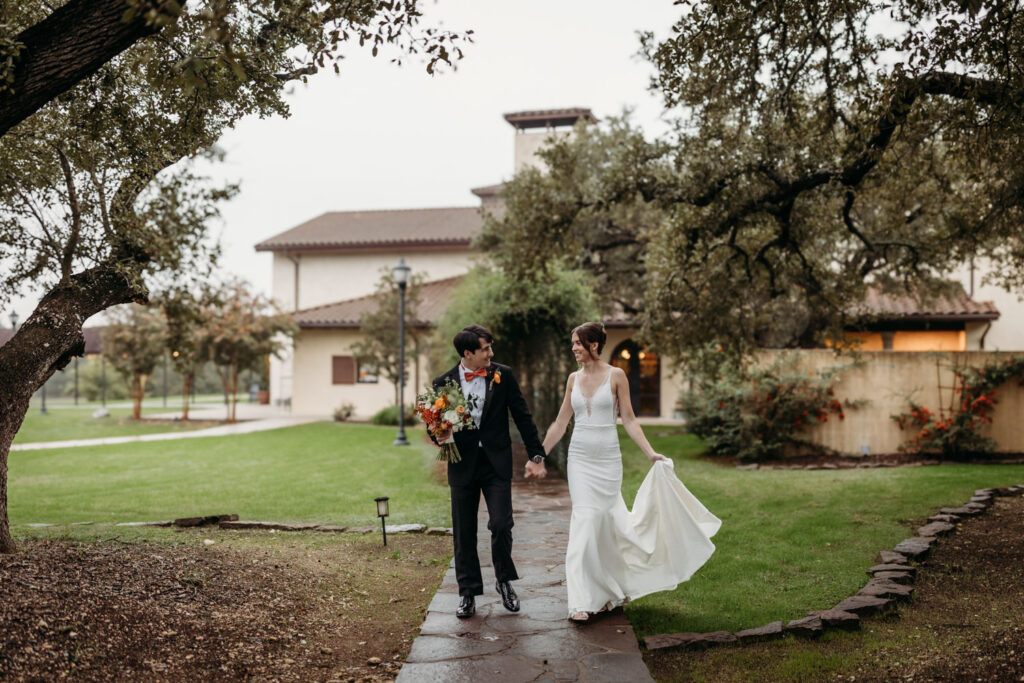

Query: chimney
left=503, top=108, right=596, bottom=174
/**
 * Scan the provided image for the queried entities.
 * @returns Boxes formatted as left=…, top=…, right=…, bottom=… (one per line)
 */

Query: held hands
left=524, top=458, right=547, bottom=479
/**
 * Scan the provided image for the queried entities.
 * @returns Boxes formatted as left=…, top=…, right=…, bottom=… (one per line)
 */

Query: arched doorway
left=610, top=339, right=660, bottom=416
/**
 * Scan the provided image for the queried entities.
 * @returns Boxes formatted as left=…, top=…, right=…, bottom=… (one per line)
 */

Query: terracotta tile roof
left=857, top=284, right=999, bottom=321
left=255, top=207, right=483, bottom=252
left=293, top=276, right=463, bottom=328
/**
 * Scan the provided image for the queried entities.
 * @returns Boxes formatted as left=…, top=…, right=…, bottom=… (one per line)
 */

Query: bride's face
left=571, top=333, right=595, bottom=362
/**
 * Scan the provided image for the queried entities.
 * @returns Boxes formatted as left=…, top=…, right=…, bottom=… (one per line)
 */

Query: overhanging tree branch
left=0, top=0, right=181, bottom=137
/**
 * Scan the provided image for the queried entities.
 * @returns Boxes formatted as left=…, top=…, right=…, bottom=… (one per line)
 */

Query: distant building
left=256, top=108, right=1014, bottom=420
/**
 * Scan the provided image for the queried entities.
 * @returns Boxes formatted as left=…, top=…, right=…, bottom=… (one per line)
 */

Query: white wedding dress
left=565, top=371, right=722, bottom=616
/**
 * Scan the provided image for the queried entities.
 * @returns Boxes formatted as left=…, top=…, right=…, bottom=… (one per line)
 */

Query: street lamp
left=375, top=496, right=390, bottom=546
left=9, top=311, right=17, bottom=331
left=392, top=258, right=411, bottom=447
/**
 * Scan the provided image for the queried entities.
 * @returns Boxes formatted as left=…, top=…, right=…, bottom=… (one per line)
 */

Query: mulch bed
left=644, top=493, right=1024, bottom=682
left=0, top=533, right=450, bottom=682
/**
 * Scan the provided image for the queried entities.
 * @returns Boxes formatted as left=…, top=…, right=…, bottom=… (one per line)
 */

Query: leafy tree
left=155, top=284, right=217, bottom=420
left=433, top=265, right=599, bottom=470
left=104, top=304, right=168, bottom=419
left=0, top=1, right=468, bottom=138
left=483, top=1, right=1024, bottom=368
left=352, top=268, right=425, bottom=406
left=200, top=281, right=297, bottom=423
left=0, top=1, right=467, bottom=553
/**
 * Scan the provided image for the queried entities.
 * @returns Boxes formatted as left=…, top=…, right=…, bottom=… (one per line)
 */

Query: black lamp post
left=9, top=311, right=17, bottom=332
left=393, top=258, right=411, bottom=447
left=375, top=496, right=390, bottom=546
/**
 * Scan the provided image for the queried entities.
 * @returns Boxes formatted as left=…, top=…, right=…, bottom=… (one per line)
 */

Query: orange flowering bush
left=893, top=357, right=1024, bottom=459
left=681, top=362, right=848, bottom=462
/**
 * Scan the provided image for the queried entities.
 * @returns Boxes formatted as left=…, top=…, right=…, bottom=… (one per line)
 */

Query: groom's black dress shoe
left=456, top=595, right=475, bottom=618
left=496, top=581, right=520, bottom=612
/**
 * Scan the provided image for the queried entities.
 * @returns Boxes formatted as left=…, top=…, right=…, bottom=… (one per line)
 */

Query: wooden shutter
left=332, top=356, right=356, bottom=384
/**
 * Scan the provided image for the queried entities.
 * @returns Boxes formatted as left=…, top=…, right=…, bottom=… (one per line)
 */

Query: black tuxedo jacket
left=433, top=362, right=545, bottom=486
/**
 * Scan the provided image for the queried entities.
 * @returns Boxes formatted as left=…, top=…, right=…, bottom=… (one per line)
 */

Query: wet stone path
left=397, top=478, right=654, bottom=682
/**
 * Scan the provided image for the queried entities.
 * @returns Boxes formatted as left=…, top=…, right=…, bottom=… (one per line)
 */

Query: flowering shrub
left=681, top=363, right=847, bottom=462
left=893, top=357, right=1024, bottom=459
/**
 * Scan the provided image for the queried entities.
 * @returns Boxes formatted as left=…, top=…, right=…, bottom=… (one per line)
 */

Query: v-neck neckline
left=576, top=369, right=611, bottom=401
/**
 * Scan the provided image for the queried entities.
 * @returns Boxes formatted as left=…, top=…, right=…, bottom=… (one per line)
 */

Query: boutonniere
left=489, top=370, right=501, bottom=390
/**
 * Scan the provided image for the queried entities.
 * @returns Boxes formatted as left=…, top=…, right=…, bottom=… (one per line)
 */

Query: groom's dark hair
left=454, top=324, right=494, bottom=358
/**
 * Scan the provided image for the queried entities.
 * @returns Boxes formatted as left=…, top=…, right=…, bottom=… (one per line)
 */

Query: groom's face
left=462, top=337, right=493, bottom=371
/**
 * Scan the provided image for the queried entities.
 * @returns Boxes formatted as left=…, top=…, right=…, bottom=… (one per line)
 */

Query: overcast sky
left=8, top=1, right=683, bottom=326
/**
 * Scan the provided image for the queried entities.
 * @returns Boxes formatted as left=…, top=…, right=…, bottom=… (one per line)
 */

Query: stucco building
left=256, top=108, right=1017, bottom=421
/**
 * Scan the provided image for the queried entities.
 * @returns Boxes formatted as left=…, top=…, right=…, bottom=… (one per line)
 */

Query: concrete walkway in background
left=11, top=404, right=321, bottom=452
left=398, top=478, right=654, bottom=683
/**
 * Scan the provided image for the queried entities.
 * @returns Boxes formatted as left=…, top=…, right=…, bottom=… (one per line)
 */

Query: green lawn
left=9, top=420, right=1023, bottom=642
left=14, top=403, right=221, bottom=444
left=8, top=422, right=449, bottom=527
left=617, top=428, right=1024, bottom=638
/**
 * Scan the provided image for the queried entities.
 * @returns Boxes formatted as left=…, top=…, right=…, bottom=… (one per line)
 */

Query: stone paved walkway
left=397, top=478, right=654, bottom=682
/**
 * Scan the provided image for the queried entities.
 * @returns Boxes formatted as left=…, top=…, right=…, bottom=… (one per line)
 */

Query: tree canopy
left=483, top=0, right=1024, bottom=365
left=0, top=0, right=468, bottom=553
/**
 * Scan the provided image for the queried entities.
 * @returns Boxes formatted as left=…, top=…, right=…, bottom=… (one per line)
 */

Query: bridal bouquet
left=414, top=379, right=479, bottom=463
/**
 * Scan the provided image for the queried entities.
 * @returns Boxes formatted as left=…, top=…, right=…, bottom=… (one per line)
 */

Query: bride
left=524, top=322, right=721, bottom=622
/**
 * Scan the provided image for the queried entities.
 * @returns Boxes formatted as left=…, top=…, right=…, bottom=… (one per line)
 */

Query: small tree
left=352, top=268, right=425, bottom=406
left=156, top=285, right=216, bottom=420
left=433, top=265, right=600, bottom=469
left=201, top=281, right=297, bottom=423
left=104, top=304, right=167, bottom=419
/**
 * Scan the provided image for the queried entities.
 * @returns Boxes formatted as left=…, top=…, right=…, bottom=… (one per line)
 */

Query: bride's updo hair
left=573, top=322, right=606, bottom=360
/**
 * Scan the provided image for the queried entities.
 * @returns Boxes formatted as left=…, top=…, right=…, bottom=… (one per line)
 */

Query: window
left=357, top=360, right=379, bottom=383
left=332, top=356, right=356, bottom=384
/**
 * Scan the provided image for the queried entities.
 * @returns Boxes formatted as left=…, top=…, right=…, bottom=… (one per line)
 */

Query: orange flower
left=434, top=397, right=446, bottom=410
left=456, top=405, right=465, bottom=415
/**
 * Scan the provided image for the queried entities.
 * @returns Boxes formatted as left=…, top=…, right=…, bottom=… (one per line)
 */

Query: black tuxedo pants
left=449, top=442, right=519, bottom=597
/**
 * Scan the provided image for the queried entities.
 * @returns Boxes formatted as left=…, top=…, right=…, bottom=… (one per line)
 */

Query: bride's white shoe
left=569, top=611, right=590, bottom=623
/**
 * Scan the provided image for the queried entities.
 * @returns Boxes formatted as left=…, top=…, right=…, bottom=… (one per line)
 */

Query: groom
left=433, top=324, right=548, bottom=618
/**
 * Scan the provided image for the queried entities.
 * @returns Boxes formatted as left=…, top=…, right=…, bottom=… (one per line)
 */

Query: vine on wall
left=893, top=357, right=1024, bottom=459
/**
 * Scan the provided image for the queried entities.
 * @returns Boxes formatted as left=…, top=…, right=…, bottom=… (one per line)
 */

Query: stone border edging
left=23, top=514, right=453, bottom=536
left=643, top=483, right=1024, bottom=652
left=737, top=457, right=1024, bottom=471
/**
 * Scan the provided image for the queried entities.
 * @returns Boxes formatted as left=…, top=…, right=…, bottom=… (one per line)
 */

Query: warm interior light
left=620, top=349, right=631, bottom=360
left=638, top=351, right=646, bottom=360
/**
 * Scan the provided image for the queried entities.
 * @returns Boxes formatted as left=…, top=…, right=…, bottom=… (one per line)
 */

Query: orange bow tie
left=464, top=367, right=487, bottom=381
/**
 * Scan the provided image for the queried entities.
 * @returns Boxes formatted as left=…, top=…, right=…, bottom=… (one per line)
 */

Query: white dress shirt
left=458, top=362, right=486, bottom=426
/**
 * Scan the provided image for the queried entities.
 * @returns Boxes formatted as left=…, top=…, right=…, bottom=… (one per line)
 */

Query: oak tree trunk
left=0, top=265, right=144, bottom=553
left=0, top=0, right=179, bottom=138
